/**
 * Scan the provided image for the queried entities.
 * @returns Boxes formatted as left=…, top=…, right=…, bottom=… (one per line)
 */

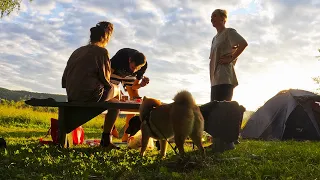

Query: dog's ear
left=143, top=96, right=147, bottom=101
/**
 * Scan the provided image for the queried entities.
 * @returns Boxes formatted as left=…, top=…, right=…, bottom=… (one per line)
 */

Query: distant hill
left=0, top=87, right=256, bottom=115
left=0, top=87, right=67, bottom=102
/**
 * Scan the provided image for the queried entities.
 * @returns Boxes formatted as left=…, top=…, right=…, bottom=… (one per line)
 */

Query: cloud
left=28, top=0, right=56, bottom=15
left=0, top=0, right=320, bottom=110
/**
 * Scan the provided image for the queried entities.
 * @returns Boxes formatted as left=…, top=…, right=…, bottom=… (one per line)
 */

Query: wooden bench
left=25, top=98, right=140, bottom=147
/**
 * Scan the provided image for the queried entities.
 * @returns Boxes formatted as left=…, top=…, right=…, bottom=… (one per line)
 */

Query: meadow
left=1, top=100, right=320, bottom=180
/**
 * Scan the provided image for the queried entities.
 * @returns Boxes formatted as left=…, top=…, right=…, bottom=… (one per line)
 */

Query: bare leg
left=103, top=110, right=118, bottom=133
left=101, top=98, right=120, bottom=148
left=123, top=86, right=140, bottom=142
left=122, top=114, right=135, bottom=142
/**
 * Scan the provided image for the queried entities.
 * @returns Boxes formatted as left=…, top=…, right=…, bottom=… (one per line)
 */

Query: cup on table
left=121, top=95, right=129, bottom=102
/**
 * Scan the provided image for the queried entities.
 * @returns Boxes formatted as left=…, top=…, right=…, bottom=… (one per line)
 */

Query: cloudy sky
left=1, top=0, right=320, bottom=111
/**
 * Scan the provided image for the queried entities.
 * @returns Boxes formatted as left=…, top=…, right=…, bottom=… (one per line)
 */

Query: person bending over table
left=109, top=48, right=149, bottom=142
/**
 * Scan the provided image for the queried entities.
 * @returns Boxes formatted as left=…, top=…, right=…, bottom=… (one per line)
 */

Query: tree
left=313, top=49, right=320, bottom=92
left=317, top=49, right=320, bottom=59
left=0, top=0, right=32, bottom=18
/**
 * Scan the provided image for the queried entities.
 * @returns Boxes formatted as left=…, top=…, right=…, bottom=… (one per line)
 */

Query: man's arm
left=131, top=79, right=141, bottom=90
left=127, top=82, right=140, bottom=99
left=231, top=40, right=248, bottom=61
left=132, top=62, right=149, bottom=90
left=131, top=76, right=150, bottom=90
left=229, top=28, right=248, bottom=63
left=219, top=29, right=248, bottom=64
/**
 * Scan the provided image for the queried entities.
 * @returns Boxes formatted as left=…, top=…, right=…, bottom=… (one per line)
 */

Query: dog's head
left=139, top=96, right=162, bottom=121
left=125, top=116, right=141, bottom=136
left=142, top=96, right=161, bottom=106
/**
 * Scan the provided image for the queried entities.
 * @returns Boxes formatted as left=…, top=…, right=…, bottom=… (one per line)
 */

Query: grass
left=1, top=102, right=320, bottom=179
left=0, top=104, right=126, bottom=134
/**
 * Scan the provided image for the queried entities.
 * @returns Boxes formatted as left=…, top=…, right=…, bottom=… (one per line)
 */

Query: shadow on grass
left=3, top=137, right=320, bottom=179
left=0, top=140, right=220, bottom=179
left=0, top=131, right=48, bottom=139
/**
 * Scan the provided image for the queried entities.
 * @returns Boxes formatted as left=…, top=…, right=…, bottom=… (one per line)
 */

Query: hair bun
left=89, top=21, right=113, bottom=44
left=90, top=26, right=97, bottom=32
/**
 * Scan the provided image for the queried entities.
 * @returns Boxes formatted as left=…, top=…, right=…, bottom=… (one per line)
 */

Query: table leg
left=58, top=107, right=73, bottom=148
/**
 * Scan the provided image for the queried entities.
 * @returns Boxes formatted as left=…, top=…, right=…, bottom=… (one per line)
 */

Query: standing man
left=209, top=9, right=248, bottom=152
left=110, top=48, right=150, bottom=142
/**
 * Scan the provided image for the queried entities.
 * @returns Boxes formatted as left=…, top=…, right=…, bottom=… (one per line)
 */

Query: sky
left=0, top=0, right=320, bottom=111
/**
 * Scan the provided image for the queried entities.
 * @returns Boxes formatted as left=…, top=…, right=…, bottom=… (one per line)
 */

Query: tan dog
left=139, top=90, right=205, bottom=157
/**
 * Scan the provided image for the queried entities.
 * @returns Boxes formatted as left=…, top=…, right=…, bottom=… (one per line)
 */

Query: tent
left=241, top=89, right=320, bottom=140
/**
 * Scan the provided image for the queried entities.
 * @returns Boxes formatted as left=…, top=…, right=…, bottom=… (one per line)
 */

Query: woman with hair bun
left=62, top=21, right=120, bottom=149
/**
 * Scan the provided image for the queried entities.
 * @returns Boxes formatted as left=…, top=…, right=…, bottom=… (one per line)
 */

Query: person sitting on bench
left=109, top=48, right=149, bottom=142
left=61, top=21, right=121, bottom=149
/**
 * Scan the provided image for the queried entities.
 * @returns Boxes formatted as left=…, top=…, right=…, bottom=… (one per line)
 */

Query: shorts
left=110, top=74, right=136, bottom=91
left=99, top=85, right=116, bottom=102
left=211, top=84, right=234, bottom=101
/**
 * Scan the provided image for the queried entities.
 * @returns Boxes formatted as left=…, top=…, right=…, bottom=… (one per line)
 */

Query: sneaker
left=100, top=133, right=120, bottom=150
left=104, top=143, right=120, bottom=150
left=100, top=141, right=120, bottom=150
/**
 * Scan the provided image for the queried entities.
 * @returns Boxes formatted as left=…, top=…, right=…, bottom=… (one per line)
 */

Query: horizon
left=2, top=86, right=317, bottom=113
left=0, top=0, right=320, bottom=111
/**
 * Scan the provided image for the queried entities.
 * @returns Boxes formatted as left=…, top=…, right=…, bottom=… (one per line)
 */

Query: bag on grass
left=40, top=118, right=84, bottom=145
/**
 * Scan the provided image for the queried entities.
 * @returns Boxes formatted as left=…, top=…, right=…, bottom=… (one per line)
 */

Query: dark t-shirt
left=110, top=48, right=147, bottom=80
left=62, top=45, right=113, bottom=102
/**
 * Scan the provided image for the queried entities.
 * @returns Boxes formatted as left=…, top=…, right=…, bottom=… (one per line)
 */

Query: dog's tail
left=173, top=90, right=195, bottom=107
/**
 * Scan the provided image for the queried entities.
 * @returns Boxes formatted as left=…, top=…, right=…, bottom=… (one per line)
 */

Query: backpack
left=40, top=118, right=84, bottom=145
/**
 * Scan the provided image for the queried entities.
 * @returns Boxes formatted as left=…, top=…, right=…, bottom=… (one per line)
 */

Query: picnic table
left=25, top=98, right=246, bottom=148
left=25, top=98, right=140, bottom=147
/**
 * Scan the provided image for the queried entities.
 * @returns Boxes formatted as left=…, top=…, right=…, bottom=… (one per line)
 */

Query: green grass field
left=1, top=102, right=320, bottom=179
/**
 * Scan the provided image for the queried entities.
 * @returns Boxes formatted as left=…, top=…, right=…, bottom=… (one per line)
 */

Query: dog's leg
left=174, top=134, right=187, bottom=157
left=140, top=135, right=150, bottom=156
left=140, top=124, right=150, bottom=156
left=190, top=122, right=205, bottom=156
left=189, top=131, right=205, bottom=156
left=159, top=139, right=168, bottom=157
left=190, top=111, right=206, bottom=156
